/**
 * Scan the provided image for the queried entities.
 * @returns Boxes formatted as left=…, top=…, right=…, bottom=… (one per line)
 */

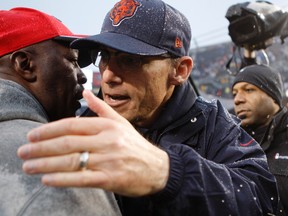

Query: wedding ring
left=79, top=151, right=89, bottom=170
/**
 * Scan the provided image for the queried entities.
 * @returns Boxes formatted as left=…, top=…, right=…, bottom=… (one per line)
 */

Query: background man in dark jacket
left=232, top=64, right=288, bottom=215
left=0, top=7, right=121, bottom=216
left=18, top=0, right=279, bottom=215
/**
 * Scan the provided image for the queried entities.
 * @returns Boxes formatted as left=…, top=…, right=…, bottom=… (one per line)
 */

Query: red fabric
left=0, top=7, right=83, bottom=57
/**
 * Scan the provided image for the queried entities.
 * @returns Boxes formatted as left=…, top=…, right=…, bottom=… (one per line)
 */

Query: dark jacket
left=114, top=82, right=278, bottom=216
left=245, top=107, right=288, bottom=215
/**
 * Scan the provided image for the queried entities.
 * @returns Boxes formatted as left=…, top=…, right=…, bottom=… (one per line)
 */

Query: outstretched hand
left=17, top=90, right=169, bottom=197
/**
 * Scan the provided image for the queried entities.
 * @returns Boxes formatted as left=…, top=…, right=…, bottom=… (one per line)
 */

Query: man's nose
left=78, top=70, right=87, bottom=84
left=234, top=92, right=245, bottom=105
left=101, top=63, right=122, bottom=86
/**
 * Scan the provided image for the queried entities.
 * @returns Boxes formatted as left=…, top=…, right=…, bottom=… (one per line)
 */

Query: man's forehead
left=233, top=82, right=259, bottom=90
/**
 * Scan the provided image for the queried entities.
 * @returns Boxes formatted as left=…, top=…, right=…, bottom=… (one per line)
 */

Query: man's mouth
left=74, top=87, right=84, bottom=109
left=104, top=94, right=130, bottom=107
left=75, top=85, right=84, bottom=100
left=237, top=110, right=248, bottom=119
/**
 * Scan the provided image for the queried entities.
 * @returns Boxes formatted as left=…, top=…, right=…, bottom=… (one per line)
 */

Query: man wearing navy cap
left=0, top=7, right=121, bottom=216
left=18, top=0, right=279, bottom=215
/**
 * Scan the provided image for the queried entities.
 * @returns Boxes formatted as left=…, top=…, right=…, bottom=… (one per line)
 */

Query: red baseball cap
left=0, top=7, right=90, bottom=67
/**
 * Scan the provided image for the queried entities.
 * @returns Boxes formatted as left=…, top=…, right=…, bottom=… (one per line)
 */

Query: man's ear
left=10, top=50, right=36, bottom=82
left=169, top=56, right=193, bottom=85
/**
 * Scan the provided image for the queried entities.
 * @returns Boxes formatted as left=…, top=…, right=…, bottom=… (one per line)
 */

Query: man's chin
left=241, top=119, right=252, bottom=128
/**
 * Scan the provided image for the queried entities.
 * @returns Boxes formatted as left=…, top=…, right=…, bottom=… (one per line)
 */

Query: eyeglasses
left=91, top=49, right=176, bottom=72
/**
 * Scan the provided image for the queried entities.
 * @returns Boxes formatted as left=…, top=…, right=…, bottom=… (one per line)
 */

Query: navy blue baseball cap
left=71, top=0, right=191, bottom=57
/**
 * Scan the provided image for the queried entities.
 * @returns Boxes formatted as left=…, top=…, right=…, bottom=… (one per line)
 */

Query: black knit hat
left=232, top=64, right=284, bottom=107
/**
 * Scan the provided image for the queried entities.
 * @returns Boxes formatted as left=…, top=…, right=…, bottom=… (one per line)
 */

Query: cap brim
left=71, top=32, right=168, bottom=56
left=54, top=36, right=92, bottom=68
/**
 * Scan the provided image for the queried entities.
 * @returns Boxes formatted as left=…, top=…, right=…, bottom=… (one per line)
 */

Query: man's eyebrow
left=69, top=49, right=79, bottom=57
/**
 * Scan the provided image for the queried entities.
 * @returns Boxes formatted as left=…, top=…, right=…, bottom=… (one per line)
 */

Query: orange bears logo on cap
left=175, top=37, right=183, bottom=49
left=110, top=0, right=141, bottom=26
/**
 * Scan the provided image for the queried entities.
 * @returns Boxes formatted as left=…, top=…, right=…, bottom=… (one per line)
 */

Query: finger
left=19, top=129, right=119, bottom=159
left=19, top=133, right=104, bottom=159
left=27, top=118, right=95, bottom=142
left=83, top=90, right=131, bottom=125
left=27, top=91, right=132, bottom=143
left=22, top=149, right=120, bottom=174
left=41, top=171, right=109, bottom=189
left=27, top=116, right=116, bottom=142
left=22, top=152, right=81, bottom=174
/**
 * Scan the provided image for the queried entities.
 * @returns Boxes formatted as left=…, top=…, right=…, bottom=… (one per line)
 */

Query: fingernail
left=23, top=161, right=36, bottom=173
left=17, top=145, right=31, bottom=159
left=42, top=175, right=53, bottom=185
left=27, top=129, right=39, bottom=142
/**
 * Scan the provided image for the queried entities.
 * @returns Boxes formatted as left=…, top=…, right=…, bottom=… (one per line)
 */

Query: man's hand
left=17, top=90, right=169, bottom=197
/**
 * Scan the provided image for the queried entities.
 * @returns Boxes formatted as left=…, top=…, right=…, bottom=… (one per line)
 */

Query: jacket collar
left=257, top=107, right=288, bottom=151
left=137, top=81, right=197, bottom=132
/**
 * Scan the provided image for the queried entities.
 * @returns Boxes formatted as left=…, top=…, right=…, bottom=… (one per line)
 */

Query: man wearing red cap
left=0, top=7, right=121, bottom=216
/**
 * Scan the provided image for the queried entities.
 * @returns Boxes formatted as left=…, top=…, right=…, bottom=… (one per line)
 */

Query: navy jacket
left=83, top=82, right=278, bottom=215
left=116, top=82, right=278, bottom=216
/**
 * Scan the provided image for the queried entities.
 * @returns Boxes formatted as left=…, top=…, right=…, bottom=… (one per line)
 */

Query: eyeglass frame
left=90, top=49, right=179, bottom=72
